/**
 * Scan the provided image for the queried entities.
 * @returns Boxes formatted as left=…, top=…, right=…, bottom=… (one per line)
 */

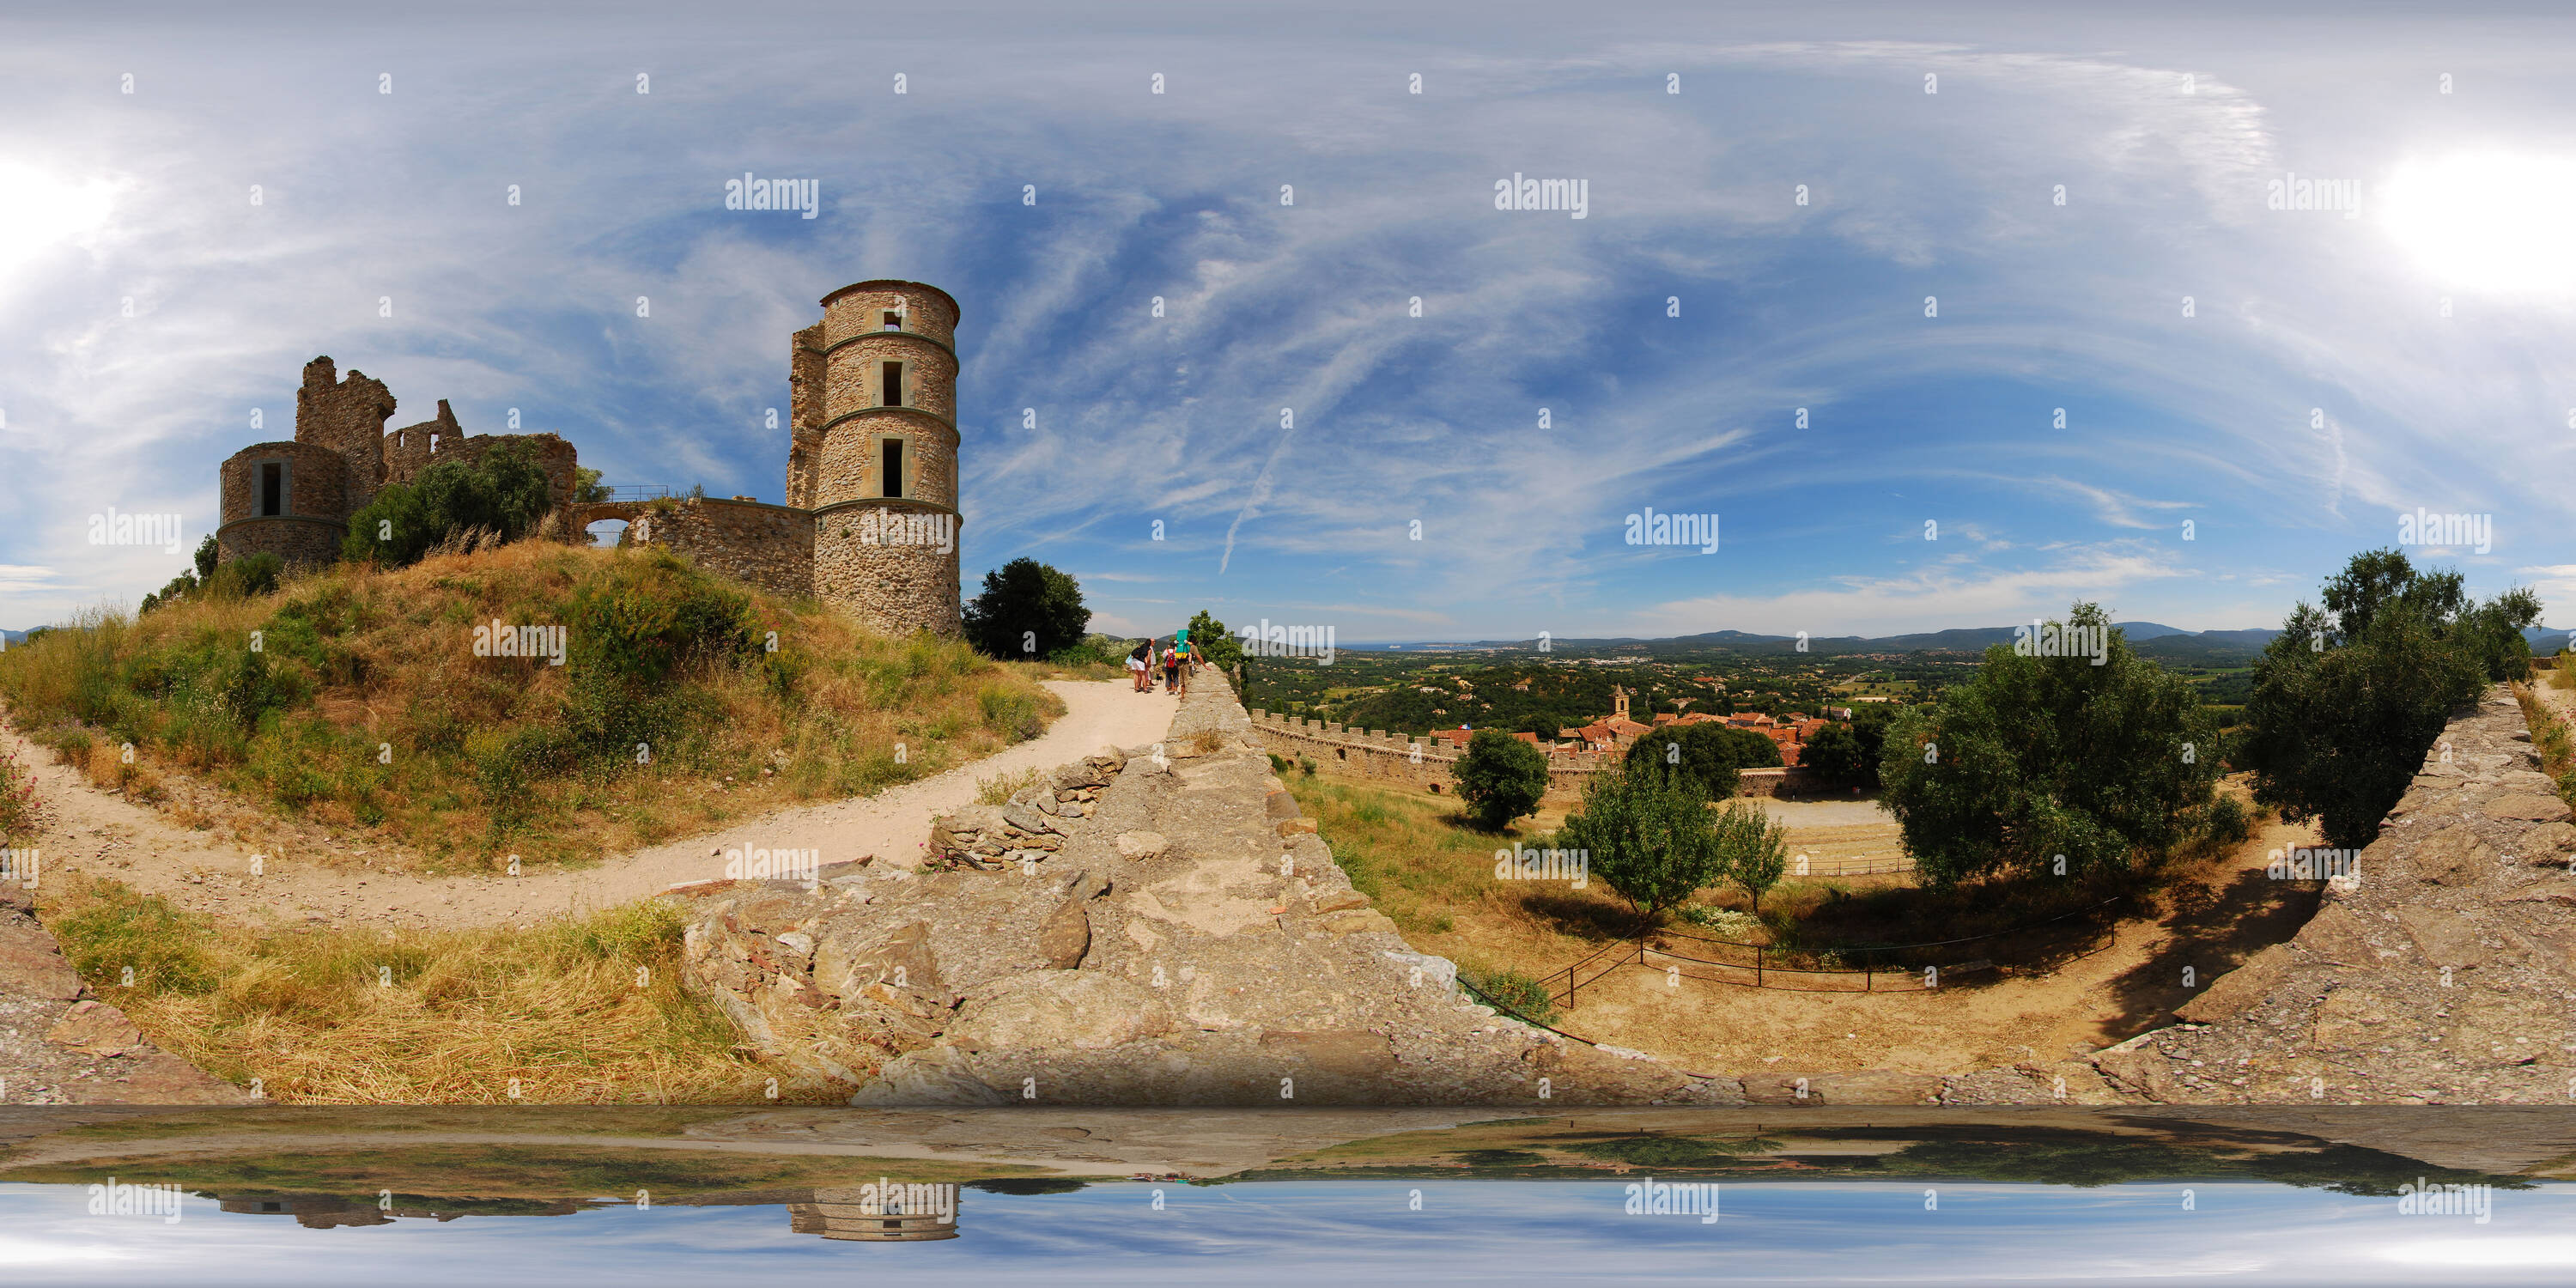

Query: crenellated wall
left=1244, top=709, right=1820, bottom=804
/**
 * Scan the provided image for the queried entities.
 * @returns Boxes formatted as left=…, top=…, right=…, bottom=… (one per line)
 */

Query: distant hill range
left=1348, top=623, right=2575, bottom=666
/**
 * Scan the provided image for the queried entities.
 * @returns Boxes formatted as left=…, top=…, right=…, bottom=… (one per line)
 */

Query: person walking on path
left=1127, top=640, right=1151, bottom=692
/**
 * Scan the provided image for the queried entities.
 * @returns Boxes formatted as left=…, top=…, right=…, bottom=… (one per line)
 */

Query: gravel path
left=1, top=679, right=1180, bottom=933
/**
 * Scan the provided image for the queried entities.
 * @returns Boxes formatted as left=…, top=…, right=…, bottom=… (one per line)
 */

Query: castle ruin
left=218, top=279, right=967, bottom=638
left=216, top=358, right=579, bottom=568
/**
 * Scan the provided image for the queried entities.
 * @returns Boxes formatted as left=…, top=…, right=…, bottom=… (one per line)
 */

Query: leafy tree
left=193, top=534, right=219, bottom=581
left=1877, top=602, right=2221, bottom=886
left=1722, top=725, right=1783, bottom=768
left=341, top=439, right=553, bottom=568
left=962, top=557, right=1091, bottom=658
left=1796, top=721, right=1869, bottom=784
left=1186, top=609, right=1244, bottom=671
left=1713, top=801, right=1790, bottom=914
left=1622, top=721, right=1746, bottom=800
left=571, top=465, right=611, bottom=504
left=2240, top=550, right=2540, bottom=848
left=1562, top=760, right=1725, bottom=925
left=1454, top=729, right=1549, bottom=829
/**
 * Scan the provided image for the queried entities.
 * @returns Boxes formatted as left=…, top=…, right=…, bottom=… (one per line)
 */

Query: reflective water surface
left=3, top=1105, right=2570, bottom=1284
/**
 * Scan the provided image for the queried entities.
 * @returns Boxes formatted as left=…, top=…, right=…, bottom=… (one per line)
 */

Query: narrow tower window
left=883, top=437, right=905, bottom=499
left=882, top=310, right=902, bottom=331
left=882, top=361, right=904, bottom=406
left=260, top=462, right=283, bottom=516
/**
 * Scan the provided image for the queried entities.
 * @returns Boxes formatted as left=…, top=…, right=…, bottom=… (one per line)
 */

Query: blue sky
left=4, top=2, right=2575, bottom=641
left=8, top=1179, right=2574, bottom=1285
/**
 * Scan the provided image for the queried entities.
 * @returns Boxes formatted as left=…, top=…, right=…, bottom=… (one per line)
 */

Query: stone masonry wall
left=623, top=497, right=816, bottom=600
left=671, top=670, right=1745, bottom=1106
left=1245, top=710, right=1817, bottom=805
left=293, top=356, right=395, bottom=513
left=217, top=440, right=349, bottom=568
left=812, top=504, right=963, bottom=636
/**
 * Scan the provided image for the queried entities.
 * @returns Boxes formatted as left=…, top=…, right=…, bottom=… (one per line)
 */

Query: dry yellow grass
left=0, top=540, right=1061, bottom=871
left=44, top=874, right=833, bottom=1104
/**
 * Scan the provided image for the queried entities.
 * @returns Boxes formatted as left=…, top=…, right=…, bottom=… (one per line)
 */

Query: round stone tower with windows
left=797, top=280, right=963, bottom=635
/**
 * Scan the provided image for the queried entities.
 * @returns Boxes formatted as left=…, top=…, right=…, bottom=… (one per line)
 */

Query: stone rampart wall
left=1243, top=709, right=1820, bottom=804
left=624, top=497, right=816, bottom=600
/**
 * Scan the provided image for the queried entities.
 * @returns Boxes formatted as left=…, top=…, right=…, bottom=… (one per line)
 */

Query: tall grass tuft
left=41, top=876, right=827, bottom=1103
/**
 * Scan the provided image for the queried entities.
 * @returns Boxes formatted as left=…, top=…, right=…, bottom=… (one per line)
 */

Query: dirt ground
left=1552, top=806, right=2327, bottom=1076
left=1, top=679, right=1177, bottom=933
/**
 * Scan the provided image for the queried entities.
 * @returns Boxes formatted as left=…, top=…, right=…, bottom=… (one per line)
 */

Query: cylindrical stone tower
left=808, top=280, right=963, bottom=635
left=216, top=440, right=349, bottom=567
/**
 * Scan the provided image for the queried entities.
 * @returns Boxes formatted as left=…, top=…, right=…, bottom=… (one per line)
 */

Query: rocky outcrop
left=672, top=673, right=1746, bottom=1106
left=0, top=884, right=252, bottom=1104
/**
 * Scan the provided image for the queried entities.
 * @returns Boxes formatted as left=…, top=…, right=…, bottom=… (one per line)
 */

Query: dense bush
left=204, top=552, right=283, bottom=600
left=1454, top=729, right=1551, bottom=829
left=341, top=439, right=553, bottom=568
left=1456, top=965, right=1557, bottom=1025
left=1878, top=602, right=2222, bottom=886
left=2239, top=550, right=2541, bottom=849
left=962, top=557, right=1090, bottom=659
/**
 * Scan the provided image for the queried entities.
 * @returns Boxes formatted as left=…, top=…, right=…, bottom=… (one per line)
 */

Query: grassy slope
left=0, top=541, right=1060, bottom=870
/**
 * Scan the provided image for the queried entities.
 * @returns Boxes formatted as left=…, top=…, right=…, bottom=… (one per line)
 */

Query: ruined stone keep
left=221, top=280, right=965, bottom=640
left=217, top=356, right=579, bottom=568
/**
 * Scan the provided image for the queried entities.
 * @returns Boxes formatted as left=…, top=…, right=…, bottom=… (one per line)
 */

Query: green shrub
left=564, top=550, right=758, bottom=687
left=204, top=553, right=283, bottom=600
left=1622, top=721, right=1751, bottom=800
left=341, top=438, right=553, bottom=568
left=1458, top=965, right=1557, bottom=1026
left=1562, top=760, right=1725, bottom=924
left=51, top=879, right=220, bottom=995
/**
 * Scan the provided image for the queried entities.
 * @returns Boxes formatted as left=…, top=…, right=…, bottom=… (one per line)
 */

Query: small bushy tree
left=962, top=557, right=1090, bottom=658
left=1455, top=729, right=1549, bottom=829
left=1714, top=801, right=1790, bottom=914
left=1563, top=761, right=1724, bottom=925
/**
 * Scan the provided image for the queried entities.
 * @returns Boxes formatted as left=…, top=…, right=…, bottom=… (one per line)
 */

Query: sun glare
left=2380, top=152, right=2576, bottom=293
left=0, top=161, right=118, bottom=277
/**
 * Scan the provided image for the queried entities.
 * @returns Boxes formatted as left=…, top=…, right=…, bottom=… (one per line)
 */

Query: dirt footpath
left=2, top=680, right=1179, bottom=933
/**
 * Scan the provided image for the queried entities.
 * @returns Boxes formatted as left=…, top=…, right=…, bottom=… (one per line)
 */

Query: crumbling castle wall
left=1244, top=709, right=1815, bottom=804
left=622, top=497, right=816, bottom=600
left=293, top=356, right=395, bottom=512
